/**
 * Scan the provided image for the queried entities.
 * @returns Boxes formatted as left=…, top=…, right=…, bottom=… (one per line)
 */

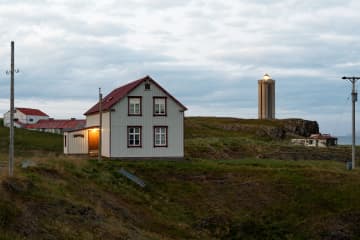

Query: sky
left=0, top=0, right=359, bottom=135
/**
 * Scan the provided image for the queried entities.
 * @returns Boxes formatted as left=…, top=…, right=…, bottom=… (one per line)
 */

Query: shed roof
left=84, top=75, right=187, bottom=115
left=309, top=134, right=337, bottom=140
left=16, top=108, right=49, bottom=117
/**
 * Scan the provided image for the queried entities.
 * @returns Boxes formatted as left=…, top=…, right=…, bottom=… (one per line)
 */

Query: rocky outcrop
left=280, top=119, right=319, bottom=137
left=254, top=119, right=319, bottom=140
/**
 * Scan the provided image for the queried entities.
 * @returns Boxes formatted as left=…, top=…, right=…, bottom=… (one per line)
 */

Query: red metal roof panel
left=17, top=108, right=49, bottom=116
left=26, top=119, right=86, bottom=130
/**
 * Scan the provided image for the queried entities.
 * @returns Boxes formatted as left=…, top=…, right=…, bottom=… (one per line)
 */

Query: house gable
left=109, top=80, right=185, bottom=158
left=84, top=75, right=187, bottom=116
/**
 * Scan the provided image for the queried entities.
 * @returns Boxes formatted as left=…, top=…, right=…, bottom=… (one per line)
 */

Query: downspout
left=109, top=110, right=112, bottom=159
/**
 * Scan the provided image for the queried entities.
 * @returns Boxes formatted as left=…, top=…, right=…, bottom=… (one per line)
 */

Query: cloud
left=0, top=0, right=359, bottom=135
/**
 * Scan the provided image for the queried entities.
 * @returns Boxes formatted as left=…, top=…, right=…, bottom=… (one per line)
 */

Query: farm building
left=3, top=107, right=49, bottom=127
left=26, top=118, right=86, bottom=134
left=3, top=107, right=85, bottom=134
left=64, top=75, right=187, bottom=159
left=291, top=133, right=338, bottom=147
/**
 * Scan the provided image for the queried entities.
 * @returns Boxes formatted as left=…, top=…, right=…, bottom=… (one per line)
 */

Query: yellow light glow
left=90, top=128, right=99, bottom=133
left=263, top=73, right=272, bottom=81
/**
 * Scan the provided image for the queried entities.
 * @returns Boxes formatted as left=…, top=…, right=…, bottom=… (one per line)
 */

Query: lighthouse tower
left=258, top=73, right=275, bottom=119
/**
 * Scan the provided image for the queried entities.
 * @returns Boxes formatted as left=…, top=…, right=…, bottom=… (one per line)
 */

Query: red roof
left=17, top=108, right=49, bottom=117
left=310, top=134, right=337, bottom=140
left=84, top=75, right=187, bottom=115
left=26, top=119, right=86, bottom=130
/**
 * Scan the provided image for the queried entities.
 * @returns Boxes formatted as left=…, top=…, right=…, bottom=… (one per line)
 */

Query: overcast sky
left=0, top=0, right=359, bottom=135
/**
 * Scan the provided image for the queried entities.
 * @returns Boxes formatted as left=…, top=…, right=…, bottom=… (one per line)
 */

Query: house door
left=88, top=129, right=99, bottom=155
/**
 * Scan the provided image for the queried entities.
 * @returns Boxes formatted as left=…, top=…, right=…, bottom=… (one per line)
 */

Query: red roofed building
left=291, top=133, right=338, bottom=147
left=26, top=119, right=86, bottom=134
left=3, top=107, right=86, bottom=134
left=64, top=75, right=187, bottom=158
left=3, top=107, right=49, bottom=127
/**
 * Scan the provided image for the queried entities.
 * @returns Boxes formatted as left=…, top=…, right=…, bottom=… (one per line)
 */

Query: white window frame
left=154, top=126, right=168, bottom=147
left=128, top=97, right=142, bottom=116
left=154, top=97, right=167, bottom=116
left=128, top=126, right=142, bottom=147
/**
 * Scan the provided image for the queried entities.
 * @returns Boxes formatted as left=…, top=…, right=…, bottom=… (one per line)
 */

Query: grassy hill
left=1, top=117, right=360, bottom=239
left=185, top=117, right=352, bottom=161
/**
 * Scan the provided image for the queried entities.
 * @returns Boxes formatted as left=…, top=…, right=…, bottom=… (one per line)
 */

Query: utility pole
left=342, top=76, right=360, bottom=170
left=8, top=41, right=15, bottom=176
left=98, top=88, right=102, bottom=161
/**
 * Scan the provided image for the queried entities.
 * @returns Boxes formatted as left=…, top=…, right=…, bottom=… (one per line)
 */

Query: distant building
left=3, top=107, right=49, bottom=127
left=258, top=74, right=275, bottom=119
left=26, top=118, right=86, bottom=134
left=64, top=75, right=187, bottom=159
left=3, top=107, right=85, bottom=134
left=291, top=134, right=338, bottom=147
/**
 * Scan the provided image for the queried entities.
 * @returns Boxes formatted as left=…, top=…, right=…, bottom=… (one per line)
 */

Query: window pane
left=155, top=135, right=160, bottom=145
left=128, top=127, right=141, bottom=146
left=154, top=127, right=167, bottom=146
left=154, top=98, right=166, bottom=115
left=129, top=98, right=141, bottom=115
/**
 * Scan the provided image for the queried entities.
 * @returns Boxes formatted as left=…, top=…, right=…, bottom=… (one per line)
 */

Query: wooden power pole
left=98, top=88, right=102, bottom=161
left=342, top=76, right=360, bottom=169
left=9, top=41, right=15, bottom=176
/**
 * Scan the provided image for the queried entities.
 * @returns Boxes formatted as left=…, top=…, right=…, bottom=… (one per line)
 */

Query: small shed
left=291, top=133, right=338, bottom=148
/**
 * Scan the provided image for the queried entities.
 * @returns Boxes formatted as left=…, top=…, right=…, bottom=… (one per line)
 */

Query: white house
left=3, top=107, right=49, bottom=127
left=64, top=75, right=187, bottom=159
left=291, top=133, right=338, bottom=148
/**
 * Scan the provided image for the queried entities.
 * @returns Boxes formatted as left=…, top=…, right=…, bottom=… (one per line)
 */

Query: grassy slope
left=1, top=117, right=360, bottom=239
left=185, top=117, right=353, bottom=161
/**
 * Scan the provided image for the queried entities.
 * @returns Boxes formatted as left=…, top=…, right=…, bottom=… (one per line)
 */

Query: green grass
left=2, top=158, right=360, bottom=239
left=0, top=125, right=62, bottom=156
left=1, top=117, right=360, bottom=239
left=185, top=117, right=354, bottom=161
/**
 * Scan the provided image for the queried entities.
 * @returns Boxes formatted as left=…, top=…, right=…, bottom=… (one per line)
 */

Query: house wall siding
left=84, top=112, right=111, bottom=157
left=110, top=82, right=184, bottom=158
left=86, top=114, right=99, bottom=127
left=3, top=111, right=10, bottom=126
left=64, top=129, right=88, bottom=154
left=102, top=112, right=111, bottom=157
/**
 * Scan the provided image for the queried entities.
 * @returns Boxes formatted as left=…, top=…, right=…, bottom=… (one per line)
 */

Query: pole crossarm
left=342, top=76, right=360, bottom=80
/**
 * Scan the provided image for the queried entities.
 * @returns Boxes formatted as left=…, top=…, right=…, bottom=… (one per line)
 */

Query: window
left=145, top=82, right=151, bottom=90
left=128, top=97, right=142, bottom=116
left=154, top=126, right=168, bottom=147
left=128, top=126, right=142, bottom=147
left=153, top=97, right=167, bottom=116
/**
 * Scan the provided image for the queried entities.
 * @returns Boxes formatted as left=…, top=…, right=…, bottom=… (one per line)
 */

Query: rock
left=281, top=119, right=319, bottom=137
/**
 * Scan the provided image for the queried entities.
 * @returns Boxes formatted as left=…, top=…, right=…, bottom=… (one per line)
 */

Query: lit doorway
left=88, top=128, right=99, bottom=156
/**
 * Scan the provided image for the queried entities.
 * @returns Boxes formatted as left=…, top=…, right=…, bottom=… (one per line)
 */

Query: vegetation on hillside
left=1, top=158, right=360, bottom=239
left=0, top=117, right=359, bottom=239
left=185, top=117, right=353, bottom=161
